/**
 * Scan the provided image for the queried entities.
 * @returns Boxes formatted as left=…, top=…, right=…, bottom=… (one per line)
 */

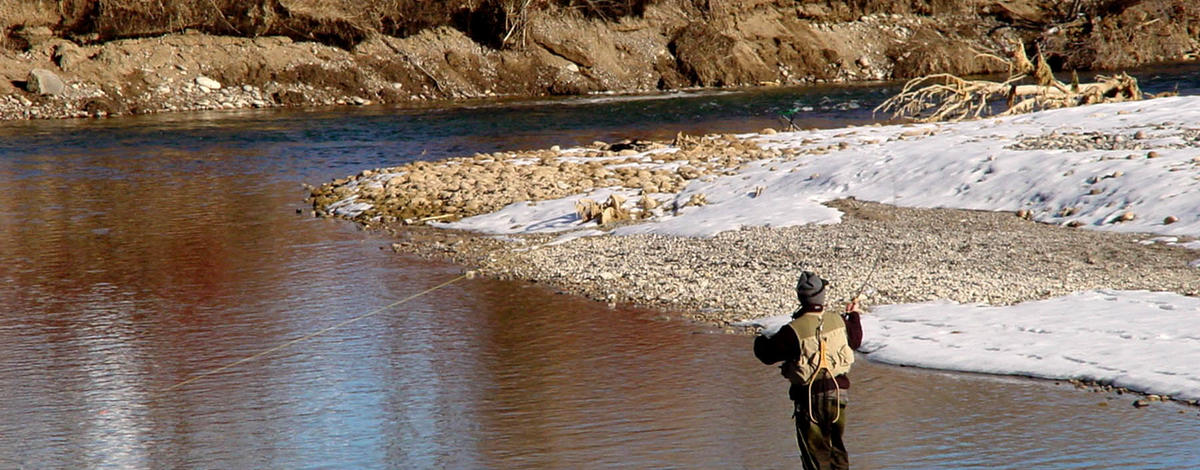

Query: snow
left=446, top=97, right=1200, bottom=239
left=440, top=187, right=640, bottom=235
left=742, top=290, right=1200, bottom=402
left=443, top=97, right=1200, bottom=400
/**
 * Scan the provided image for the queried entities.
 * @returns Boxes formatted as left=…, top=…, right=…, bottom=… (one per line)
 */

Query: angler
left=754, top=271, right=865, bottom=470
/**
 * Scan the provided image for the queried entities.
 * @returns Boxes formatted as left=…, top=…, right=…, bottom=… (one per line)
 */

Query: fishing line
left=165, top=273, right=468, bottom=391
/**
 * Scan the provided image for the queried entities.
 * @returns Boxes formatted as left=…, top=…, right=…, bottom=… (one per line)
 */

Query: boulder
left=195, top=76, right=222, bottom=90
left=26, top=69, right=65, bottom=96
left=53, top=42, right=88, bottom=71
left=13, top=26, right=54, bottom=49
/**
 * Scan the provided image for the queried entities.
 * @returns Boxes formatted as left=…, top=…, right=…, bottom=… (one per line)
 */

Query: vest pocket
left=834, top=342, right=855, bottom=373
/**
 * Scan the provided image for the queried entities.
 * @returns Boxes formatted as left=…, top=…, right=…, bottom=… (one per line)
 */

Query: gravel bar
left=379, top=197, right=1200, bottom=333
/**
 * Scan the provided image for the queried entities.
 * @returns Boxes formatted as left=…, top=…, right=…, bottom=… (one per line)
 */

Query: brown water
left=2, top=82, right=1199, bottom=469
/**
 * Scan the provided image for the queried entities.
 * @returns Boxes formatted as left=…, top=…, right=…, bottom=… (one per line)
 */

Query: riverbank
left=4, top=0, right=1199, bottom=120
left=312, top=96, right=1200, bottom=327
left=311, top=96, right=1200, bottom=404
left=376, top=198, right=1199, bottom=327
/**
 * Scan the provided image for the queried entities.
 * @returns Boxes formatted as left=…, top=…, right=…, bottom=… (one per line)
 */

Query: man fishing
left=754, top=271, right=864, bottom=470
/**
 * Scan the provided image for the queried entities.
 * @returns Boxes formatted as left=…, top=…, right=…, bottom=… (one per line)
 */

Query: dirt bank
left=3, top=0, right=1199, bottom=120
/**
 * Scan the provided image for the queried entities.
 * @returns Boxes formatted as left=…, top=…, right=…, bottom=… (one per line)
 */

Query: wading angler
left=754, top=271, right=864, bottom=470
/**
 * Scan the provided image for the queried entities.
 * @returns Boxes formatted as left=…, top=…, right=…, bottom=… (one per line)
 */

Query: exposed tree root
left=876, top=41, right=1143, bottom=123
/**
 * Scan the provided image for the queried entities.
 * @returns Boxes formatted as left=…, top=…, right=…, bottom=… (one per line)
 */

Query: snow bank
left=741, top=290, right=1200, bottom=401
left=447, top=97, right=1200, bottom=240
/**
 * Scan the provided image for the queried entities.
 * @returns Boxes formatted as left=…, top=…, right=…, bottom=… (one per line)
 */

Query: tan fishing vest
left=784, top=312, right=855, bottom=385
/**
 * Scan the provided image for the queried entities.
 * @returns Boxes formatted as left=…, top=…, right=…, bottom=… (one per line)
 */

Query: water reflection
left=2, top=67, right=1200, bottom=468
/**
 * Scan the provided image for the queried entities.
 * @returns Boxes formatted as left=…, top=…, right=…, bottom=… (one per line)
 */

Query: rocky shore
left=377, top=199, right=1199, bottom=331
left=309, top=125, right=1200, bottom=332
left=306, top=111, right=1200, bottom=408
left=4, top=0, right=1200, bottom=121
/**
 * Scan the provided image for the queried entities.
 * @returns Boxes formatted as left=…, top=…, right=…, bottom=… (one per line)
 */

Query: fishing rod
left=849, top=263, right=877, bottom=306
left=164, top=273, right=469, bottom=391
left=844, top=241, right=883, bottom=316
left=779, top=109, right=800, bottom=131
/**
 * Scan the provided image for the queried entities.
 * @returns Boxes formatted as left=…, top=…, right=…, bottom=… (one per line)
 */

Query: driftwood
left=575, top=194, right=631, bottom=225
left=876, top=40, right=1142, bottom=123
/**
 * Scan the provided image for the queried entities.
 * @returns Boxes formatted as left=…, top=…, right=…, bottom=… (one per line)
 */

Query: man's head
left=795, top=271, right=827, bottom=311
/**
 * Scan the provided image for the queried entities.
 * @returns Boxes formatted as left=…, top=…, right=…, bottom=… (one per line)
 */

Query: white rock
left=195, top=76, right=221, bottom=90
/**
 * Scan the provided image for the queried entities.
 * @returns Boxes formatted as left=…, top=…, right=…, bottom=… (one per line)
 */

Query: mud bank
left=3, top=0, right=1199, bottom=120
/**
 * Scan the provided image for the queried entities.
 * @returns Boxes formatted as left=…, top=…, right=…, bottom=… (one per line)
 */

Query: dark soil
left=1, top=0, right=1197, bottom=120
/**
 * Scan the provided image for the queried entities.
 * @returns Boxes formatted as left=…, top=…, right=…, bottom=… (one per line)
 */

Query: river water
left=2, top=66, right=1199, bottom=469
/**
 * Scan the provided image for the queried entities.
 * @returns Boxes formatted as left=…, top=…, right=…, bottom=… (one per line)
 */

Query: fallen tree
left=876, top=42, right=1143, bottom=123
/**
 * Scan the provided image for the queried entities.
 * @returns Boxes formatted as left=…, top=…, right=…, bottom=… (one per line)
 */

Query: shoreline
left=372, top=196, right=1200, bottom=411
left=376, top=198, right=1200, bottom=330
left=308, top=99, right=1200, bottom=407
left=308, top=121, right=1200, bottom=328
left=5, top=51, right=1199, bottom=122
left=371, top=200, right=1200, bottom=411
left=5, top=0, right=1200, bottom=121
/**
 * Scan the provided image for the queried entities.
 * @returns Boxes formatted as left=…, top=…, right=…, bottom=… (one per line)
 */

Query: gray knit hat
left=795, top=271, right=827, bottom=307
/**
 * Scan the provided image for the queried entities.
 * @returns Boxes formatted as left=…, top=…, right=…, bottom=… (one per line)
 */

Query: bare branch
left=875, top=52, right=1142, bottom=123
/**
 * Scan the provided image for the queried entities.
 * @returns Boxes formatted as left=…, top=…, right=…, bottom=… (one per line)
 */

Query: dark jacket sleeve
left=753, top=325, right=800, bottom=365
left=842, top=312, right=863, bottom=350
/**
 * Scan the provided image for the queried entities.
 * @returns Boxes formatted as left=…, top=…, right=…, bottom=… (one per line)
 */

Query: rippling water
left=2, top=67, right=1199, bottom=469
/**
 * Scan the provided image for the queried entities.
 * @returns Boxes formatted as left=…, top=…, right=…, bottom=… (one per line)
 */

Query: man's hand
left=845, top=299, right=864, bottom=314
left=780, top=360, right=802, bottom=381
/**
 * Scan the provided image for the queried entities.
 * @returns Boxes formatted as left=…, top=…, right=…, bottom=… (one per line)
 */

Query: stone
left=26, top=68, right=65, bottom=96
left=195, top=76, right=222, bottom=90
left=1147, top=151, right=1160, bottom=159
left=14, top=26, right=54, bottom=49
left=48, top=41, right=87, bottom=70
left=1164, top=216, right=1179, bottom=225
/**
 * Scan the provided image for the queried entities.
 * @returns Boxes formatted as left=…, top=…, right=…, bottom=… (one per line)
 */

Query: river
left=2, top=65, right=1199, bottom=469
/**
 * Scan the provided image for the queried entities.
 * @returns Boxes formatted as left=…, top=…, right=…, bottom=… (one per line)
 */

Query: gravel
left=383, top=198, right=1200, bottom=332
left=310, top=127, right=1200, bottom=333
